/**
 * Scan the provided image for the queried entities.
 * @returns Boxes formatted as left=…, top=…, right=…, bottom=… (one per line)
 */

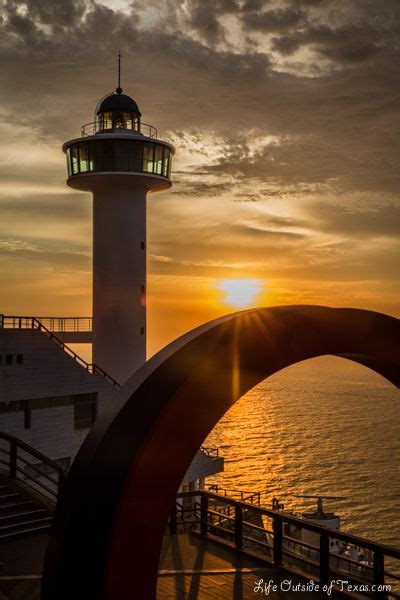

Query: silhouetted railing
left=200, top=445, right=220, bottom=459
left=205, top=483, right=261, bottom=506
left=0, top=315, right=120, bottom=388
left=0, top=432, right=67, bottom=503
left=171, top=490, right=400, bottom=599
left=35, top=317, right=92, bottom=333
left=81, top=120, right=157, bottom=139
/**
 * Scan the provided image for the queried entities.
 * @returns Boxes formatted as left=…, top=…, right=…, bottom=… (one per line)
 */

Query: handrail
left=0, top=431, right=67, bottom=503
left=1, top=315, right=92, bottom=333
left=0, top=432, right=64, bottom=476
left=0, top=315, right=120, bottom=388
left=36, top=317, right=92, bottom=333
left=172, top=490, right=399, bottom=598
left=80, top=120, right=158, bottom=139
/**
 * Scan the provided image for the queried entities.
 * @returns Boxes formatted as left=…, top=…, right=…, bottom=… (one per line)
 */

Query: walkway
left=157, top=533, right=342, bottom=599
left=0, top=532, right=343, bottom=599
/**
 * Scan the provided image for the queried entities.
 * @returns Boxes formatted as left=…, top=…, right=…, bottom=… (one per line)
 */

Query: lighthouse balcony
left=81, top=119, right=157, bottom=139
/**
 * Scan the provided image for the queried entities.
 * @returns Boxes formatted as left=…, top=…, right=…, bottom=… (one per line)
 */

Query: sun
left=217, top=279, right=263, bottom=308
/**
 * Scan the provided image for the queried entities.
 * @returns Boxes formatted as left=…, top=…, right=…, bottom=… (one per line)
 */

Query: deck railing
left=205, top=483, right=262, bottom=506
left=0, top=315, right=120, bottom=388
left=0, top=431, right=67, bottom=503
left=200, top=445, right=220, bottom=459
left=171, top=490, right=400, bottom=599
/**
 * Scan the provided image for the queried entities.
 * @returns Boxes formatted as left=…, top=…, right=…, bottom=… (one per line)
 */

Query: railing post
left=169, top=502, right=178, bottom=535
left=234, top=505, right=243, bottom=550
left=373, top=550, right=386, bottom=599
left=200, top=494, right=208, bottom=537
left=9, top=440, right=17, bottom=480
left=273, top=515, right=283, bottom=566
left=57, top=471, right=65, bottom=499
left=319, top=533, right=330, bottom=587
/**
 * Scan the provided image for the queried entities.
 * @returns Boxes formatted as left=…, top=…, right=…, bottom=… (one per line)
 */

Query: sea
left=205, top=355, right=400, bottom=548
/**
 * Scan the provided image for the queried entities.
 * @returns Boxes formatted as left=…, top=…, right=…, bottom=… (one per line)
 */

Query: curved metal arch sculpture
left=41, top=305, right=400, bottom=599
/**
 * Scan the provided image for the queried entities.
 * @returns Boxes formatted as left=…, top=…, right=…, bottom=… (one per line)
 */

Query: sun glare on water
left=217, top=279, right=263, bottom=308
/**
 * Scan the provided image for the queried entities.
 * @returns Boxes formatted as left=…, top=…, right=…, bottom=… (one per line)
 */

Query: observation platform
left=0, top=315, right=93, bottom=344
left=157, top=533, right=342, bottom=599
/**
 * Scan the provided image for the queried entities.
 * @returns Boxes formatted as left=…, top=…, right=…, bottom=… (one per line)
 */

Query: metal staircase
left=0, top=477, right=53, bottom=542
left=0, top=314, right=120, bottom=388
left=0, top=432, right=66, bottom=543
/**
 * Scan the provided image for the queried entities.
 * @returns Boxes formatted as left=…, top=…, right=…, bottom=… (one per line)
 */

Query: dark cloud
left=268, top=2, right=400, bottom=64
left=186, top=0, right=239, bottom=43
left=271, top=24, right=382, bottom=63
left=241, top=6, right=305, bottom=33
left=307, top=202, right=400, bottom=239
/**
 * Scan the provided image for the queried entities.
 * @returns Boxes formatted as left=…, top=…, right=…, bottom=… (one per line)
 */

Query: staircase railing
left=0, top=315, right=120, bottom=388
left=0, top=431, right=67, bottom=504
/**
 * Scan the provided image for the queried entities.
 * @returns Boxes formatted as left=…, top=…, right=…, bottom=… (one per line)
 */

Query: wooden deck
left=157, top=533, right=342, bottom=599
left=0, top=532, right=343, bottom=599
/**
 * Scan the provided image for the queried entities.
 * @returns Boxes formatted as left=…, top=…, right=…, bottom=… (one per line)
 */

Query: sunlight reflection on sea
left=206, top=356, right=400, bottom=547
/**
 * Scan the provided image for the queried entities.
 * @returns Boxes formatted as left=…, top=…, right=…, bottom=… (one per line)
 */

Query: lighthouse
left=62, top=60, right=174, bottom=382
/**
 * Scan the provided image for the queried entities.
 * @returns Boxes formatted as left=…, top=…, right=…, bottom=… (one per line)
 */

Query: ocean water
left=205, top=355, right=400, bottom=548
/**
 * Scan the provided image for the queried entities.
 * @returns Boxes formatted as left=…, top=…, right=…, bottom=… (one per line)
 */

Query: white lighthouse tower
left=62, top=59, right=174, bottom=383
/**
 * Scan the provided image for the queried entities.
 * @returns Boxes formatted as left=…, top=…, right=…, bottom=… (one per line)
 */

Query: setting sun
left=217, top=278, right=263, bottom=308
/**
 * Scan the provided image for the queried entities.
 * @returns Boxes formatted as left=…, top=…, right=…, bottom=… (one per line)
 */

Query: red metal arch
left=41, top=306, right=400, bottom=599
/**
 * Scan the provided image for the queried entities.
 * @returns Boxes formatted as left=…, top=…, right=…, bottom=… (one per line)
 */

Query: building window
left=22, top=400, right=31, bottom=430
left=74, top=393, right=97, bottom=430
left=6, top=355, right=13, bottom=366
left=16, top=354, right=23, bottom=365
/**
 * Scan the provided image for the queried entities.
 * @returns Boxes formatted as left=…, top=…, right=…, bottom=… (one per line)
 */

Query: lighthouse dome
left=96, top=88, right=141, bottom=133
left=97, top=91, right=141, bottom=117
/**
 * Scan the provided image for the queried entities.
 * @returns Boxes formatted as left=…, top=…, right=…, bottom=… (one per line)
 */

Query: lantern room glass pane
left=102, top=141, right=114, bottom=170
left=163, top=149, right=170, bottom=177
left=89, top=141, right=102, bottom=172
left=154, top=145, right=163, bottom=175
left=79, top=143, right=89, bottom=173
left=66, top=148, right=72, bottom=176
left=100, top=111, right=137, bottom=132
left=143, top=143, right=154, bottom=173
left=127, top=140, right=143, bottom=171
left=71, top=145, right=79, bottom=174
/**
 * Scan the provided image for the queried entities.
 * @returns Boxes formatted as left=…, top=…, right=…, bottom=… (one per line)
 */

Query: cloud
left=0, top=0, right=399, bottom=320
left=306, top=201, right=400, bottom=239
left=241, top=6, right=305, bottom=34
